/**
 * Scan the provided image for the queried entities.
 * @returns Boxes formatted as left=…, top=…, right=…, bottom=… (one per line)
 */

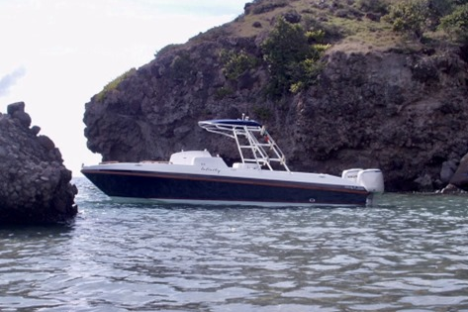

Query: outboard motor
left=342, top=168, right=363, bottom=183
left=342, top=168, right=385, bottom=193
left=357, top=169, right=384, bottom=193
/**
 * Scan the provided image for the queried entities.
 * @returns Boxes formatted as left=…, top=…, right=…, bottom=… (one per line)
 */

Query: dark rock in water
left=440, top=183, right=464, bottom=194
left=0, top=102, right=77, bottom=225
left=449, top=153, right=468, bottom=191
left=440, top=159, right=458, bottom=183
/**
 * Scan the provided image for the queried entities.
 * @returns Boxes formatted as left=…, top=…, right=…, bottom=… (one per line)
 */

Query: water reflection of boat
left=82, top=117, right=384, bottom=206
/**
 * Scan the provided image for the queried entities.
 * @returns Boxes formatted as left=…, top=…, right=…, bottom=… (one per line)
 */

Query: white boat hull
left=82, top=159, right=372, bottom=207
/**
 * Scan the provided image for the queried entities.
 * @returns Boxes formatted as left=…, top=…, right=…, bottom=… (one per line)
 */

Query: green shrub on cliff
left=305, top=29, right=326, bottom=44
left=355, top=0, right=389, bottom=14
left=250, top=0, right=288, bottom=14
left=214, top=86, right=234, bottom=100
left=426, top=0, right=455, bottom=28
left=440, top=3, right=468, bottom=42
left=154, top=43, right=182, bottom=59
left=170, top=51, right=193, bottom=81
left=220, top=50, right=259, bottom=81
left=383, top=0, right=429, bottom=38
left=382, top=0, right=467, bottom=39
left=97, top=68, right=136, bottom=102
left=261, top=16, right=327, bottom=98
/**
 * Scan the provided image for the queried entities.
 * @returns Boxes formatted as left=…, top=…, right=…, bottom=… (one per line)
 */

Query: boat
left=81, top=117, right=384, bottom=206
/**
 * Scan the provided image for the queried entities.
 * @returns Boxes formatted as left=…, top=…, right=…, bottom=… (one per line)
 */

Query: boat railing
left=199, top=119, right=290, bottom=172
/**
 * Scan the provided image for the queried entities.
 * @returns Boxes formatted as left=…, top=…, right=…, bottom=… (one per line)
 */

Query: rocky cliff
left=0, top=102, right=77, bottom=224
left=83, top=0, right=468, bottom=192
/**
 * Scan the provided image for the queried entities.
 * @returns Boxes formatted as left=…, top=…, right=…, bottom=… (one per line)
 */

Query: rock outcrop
left=449, top=153, right=468, bottom=191
left=83, top=1, right=468, bottom=193
left=0, top=102, right=77, bottom=225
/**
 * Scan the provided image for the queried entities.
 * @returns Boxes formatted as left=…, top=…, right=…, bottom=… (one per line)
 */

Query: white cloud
left=0, top=0, right=247, bottom=176
left=0, top=67, right=26, bottom=97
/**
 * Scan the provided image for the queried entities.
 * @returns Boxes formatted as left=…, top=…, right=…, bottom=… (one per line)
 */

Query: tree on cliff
left=261, top=16, right=326, bottom=98
left=383, top=0, right=468, bottom=40
left=383, top=0, right=429, bottom=38
left=440, top=3, right=468, bottom=42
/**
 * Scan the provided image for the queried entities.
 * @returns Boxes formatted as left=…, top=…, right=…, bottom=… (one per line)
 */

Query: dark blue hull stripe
left=82, top=169, right=369, bottom=206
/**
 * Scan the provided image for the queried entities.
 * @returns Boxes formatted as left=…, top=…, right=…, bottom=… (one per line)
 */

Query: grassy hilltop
left=208, top=0, right=468, bottom=47
left=161, top=0, right=468, bottom=100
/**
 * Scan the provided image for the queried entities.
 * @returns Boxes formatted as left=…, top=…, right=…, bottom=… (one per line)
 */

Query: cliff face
left=84, top=37, right=265, bottom=163
left=83, top=1, right=468, bottom=192
left=290, top=47, right=468, bottom=191
left=0, top=102, right=77, bottom=224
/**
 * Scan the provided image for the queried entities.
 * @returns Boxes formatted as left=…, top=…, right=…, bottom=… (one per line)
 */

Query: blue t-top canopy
left=199, top=119, right=262, bottom=129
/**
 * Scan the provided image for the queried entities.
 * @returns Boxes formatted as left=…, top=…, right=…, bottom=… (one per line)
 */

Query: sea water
left=0, top=177, right=468, bottom=312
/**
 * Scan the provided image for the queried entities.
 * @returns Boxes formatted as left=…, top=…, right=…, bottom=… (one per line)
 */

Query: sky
left=0, top=0, right=247, bottom=176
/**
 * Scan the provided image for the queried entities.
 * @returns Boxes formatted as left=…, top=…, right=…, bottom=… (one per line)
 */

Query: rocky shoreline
left=0, top=102, right=77, bottom=225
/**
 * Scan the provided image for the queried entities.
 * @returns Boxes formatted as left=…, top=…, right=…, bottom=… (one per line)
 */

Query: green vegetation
left=234, top=0, right=468, bottom=46
left=440, top=3, right=468, bottom=42
left=252, top=105, right=272, bottom=121
left=382, top=0, right=429, bottom=38
left=152, top=0, right=468, bottom=102
left=214, top=87, right=234, bottom=100
left=261, top=16, right=328, bottom=98
left=154, top=44, right=182, bottom=59
left=239, top=0, right=468, bottom=100
left=382, top=0, right=468, bottom=41
left=220, top=50, right=259, bottom=81
left=170, top=51, right=193, bottom=81
left=250, top=0, right=288, bottom=14
left=97, top=68, right=136, bottom=102
left=355, top=0, right=389, bottom=14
